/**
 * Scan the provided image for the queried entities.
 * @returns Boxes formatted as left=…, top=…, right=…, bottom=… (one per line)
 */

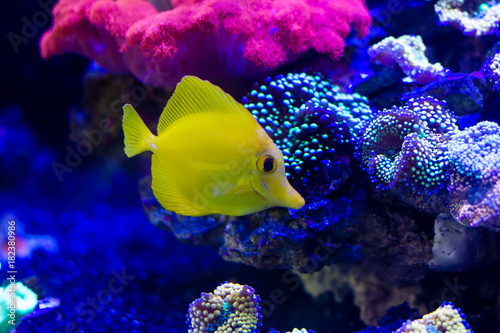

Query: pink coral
left=40, top=0, right=158, bottom=73
left=40, top=0, right=371, bottom=86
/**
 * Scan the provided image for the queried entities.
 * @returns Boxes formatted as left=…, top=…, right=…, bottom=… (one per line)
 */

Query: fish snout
left=278, top=182, right=305, bottom=210
left=289, top=191, right=305, bottom=209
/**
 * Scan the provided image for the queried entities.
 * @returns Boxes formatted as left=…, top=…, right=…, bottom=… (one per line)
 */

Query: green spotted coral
left=242, top=72, right=373, bottom=197
left=359, top=96, right=457, bottom=195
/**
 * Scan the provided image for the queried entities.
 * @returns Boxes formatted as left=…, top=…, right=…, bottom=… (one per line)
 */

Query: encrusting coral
left=186, top=282, right=262, bottom=333
left=358, top=96, right=457, bottom=213
left=482, top=51, right=500, bottom=92
left=393, top=302, right=472, bottom=333
left=446, top=121, right=500, bottom=230
left=141, top=169, right=366, bottom=272
left=242, top=72, right=373, bottom=198
left=187, top=284, right=473, bottom=333
left=447, top=121, right=500, bottom=178
left=368, top=35, right=449, bottom=85
left=435, top=0, right=500, bottom=37
left=40, top=0, right=371, bottom=87
left=448, top=167, right=500, bottom=231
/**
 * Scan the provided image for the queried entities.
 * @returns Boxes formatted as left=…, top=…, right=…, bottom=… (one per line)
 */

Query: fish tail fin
left=122, top=104, right=156, bottom=157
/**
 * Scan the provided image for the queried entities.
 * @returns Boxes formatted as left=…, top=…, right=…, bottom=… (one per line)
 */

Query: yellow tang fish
left=122, top=76, right=305, bottom=216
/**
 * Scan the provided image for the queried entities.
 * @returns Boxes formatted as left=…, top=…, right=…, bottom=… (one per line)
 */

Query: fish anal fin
left=157, top=76, right=256, bottom=134
left=151, top=155, right=208, bottom=217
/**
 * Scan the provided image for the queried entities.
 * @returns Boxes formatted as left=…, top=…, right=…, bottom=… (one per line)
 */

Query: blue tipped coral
left=359, top=96, right=456, bottom=194
left=358, top=96, right=457, bottom=212
left=187, top=282, right=262, bottom=333
left=186, top=285, right=473, bottom=333
left=187, top=283, right=319, bottom=333
left=393, top=302, right=472, bottom=333
left=242, top=72, right=373, bottom=197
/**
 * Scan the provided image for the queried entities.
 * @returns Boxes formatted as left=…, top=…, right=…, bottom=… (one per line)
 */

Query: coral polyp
left=11, top=0, right=500, bottom=330
left=368, top=35, right=449, bottom=85
left=40, top=0, right=371, bottom=86
left=448, top=121, right=500, bottom=177
left=187, top=282, right=262, bottom=333
left=482, top=52, right=500, bottom=91
left=394, top=302, right=472, bottom=333
left=243, top=72, right=373, bottom=197
left=449, top=166, right=500, bottom=230
left=435, top=0, right=500, bottom=36
left=359, top=96, right=456, bottom=196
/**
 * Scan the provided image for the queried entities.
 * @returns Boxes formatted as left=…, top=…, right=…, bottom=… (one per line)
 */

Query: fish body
left=122, top=76, right=305, bottom=216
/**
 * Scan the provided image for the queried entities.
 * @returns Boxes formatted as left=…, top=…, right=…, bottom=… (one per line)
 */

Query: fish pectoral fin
left=213, top=183, right=249, bottom=197
left=211, top=174, right=253, bottom=197
left=151, top=155, right=207, bottom=216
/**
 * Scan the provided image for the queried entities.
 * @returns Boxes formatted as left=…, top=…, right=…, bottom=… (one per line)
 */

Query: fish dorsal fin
left=157, top=76, right=256, bottom=134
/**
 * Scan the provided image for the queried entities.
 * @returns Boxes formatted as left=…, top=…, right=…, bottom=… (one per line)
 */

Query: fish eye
left=257, top=155, right=277, bottom=173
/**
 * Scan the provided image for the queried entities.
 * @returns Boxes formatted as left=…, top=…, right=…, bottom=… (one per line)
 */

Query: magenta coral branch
left=40, top=0, right=158, bottom=72
left=40, top=0, right=371, bottom=87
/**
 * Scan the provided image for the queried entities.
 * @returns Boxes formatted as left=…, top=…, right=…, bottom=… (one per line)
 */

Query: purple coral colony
left=4, top=0, right=500, bottom=331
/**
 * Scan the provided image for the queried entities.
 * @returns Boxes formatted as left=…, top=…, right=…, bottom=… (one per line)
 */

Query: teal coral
left=242, top=72, right=372, bottom=196
left=242, top=72, right=372, bottom=137
left=187, top=282, right=262, bottom=333
left=359, top=96, right=457, bottom=196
